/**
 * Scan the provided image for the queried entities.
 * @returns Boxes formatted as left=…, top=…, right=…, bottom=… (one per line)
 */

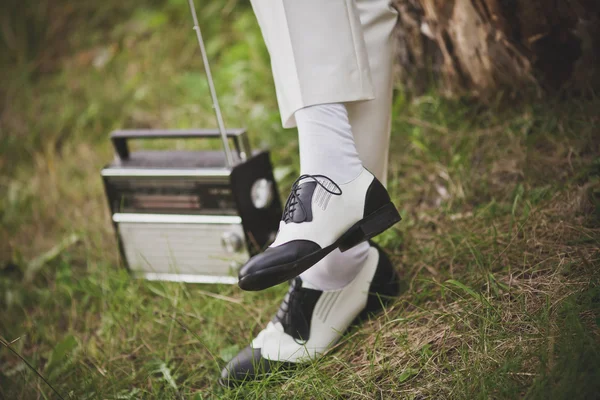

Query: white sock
left=294, top=102, right=368, bottom=290
left=300, top=242, right=371, bottom=290
left=295, top=103, right=363, bottom=185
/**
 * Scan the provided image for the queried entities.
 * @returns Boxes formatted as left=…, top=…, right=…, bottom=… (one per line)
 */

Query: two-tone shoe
left=238, top=168, right=401, bottom=291
left=220, top=242, right=400, bottom=386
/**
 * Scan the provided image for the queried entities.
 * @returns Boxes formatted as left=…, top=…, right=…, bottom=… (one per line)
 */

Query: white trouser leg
left=249, top=0, right=375, bottom=128
left=348, top=0, right=397, bottom=183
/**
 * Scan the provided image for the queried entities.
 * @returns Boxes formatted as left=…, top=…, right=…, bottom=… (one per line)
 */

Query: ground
left=1, top=1, right=599, bottom=399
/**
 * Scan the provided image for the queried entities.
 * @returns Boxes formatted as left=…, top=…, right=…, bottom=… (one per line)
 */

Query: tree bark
left=392, top=0, right=600, bottom=97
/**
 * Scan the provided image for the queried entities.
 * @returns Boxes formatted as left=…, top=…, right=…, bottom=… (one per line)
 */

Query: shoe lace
left=273, top=277, right=310, bottom=341
left=273, top=277, right=299, bottom=328
left=282, top=174, right=342, bottom=223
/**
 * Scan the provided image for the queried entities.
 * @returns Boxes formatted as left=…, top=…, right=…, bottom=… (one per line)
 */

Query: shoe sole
left=238, top=202, right=401, bottom=291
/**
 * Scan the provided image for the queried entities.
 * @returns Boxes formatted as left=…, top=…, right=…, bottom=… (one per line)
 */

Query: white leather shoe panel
left=254, top=246, right=379, bottom=362
left=270, top=168, right=375, bottom=249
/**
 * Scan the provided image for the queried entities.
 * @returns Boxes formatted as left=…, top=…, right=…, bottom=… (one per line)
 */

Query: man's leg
left=250, top=0, right=396, bottom=182
left=221, top=0, right=399, bottom=385
left=238, top=0, right=399, bottom=291
left=299, top=0, right=397, bottom=290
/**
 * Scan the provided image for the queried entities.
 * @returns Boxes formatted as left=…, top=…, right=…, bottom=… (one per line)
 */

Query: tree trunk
left=392, top=0, right=600, bottom=97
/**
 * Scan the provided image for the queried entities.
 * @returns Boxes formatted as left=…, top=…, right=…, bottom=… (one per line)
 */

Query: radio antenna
left=187, top=0, right=234, bottom=168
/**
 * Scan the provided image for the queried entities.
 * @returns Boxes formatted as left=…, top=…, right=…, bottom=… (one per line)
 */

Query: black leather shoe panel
left=359, top=242, right=401, bottom=319
left=220, top=346, right=287, bottom=387
left=238, top=240, right=322, bottom=291
left=272, top=278, right=323, bottom=341
left=288, top=182, right=317, bottom=223
left=363, top=177, right=392, bottom=217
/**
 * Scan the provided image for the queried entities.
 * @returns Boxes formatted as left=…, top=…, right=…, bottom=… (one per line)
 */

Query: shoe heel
left=338, top=203, right=401, bottom=252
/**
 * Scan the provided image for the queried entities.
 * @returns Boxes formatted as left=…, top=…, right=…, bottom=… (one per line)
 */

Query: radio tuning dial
left=250, top=178, right=274, bottom=209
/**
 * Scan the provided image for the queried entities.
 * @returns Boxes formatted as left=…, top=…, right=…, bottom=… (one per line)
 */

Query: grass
left=1, top=1, right=600, bottom=398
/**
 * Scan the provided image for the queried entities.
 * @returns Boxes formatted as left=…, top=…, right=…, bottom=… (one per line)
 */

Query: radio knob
left=250, top=178, right=274, bottom=209
left=221, top=232, right=243, bottom=254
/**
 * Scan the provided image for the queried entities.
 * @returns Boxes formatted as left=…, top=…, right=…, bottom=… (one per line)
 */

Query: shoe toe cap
left=238, top=240, right=321, bottom=291
left=219, top=346, right=272, bottom=387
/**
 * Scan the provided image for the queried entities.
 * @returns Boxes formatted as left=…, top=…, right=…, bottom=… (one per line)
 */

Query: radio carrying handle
left=110, top=129, right=251, bottom=163
left=187, top=0, right=235, bottom=168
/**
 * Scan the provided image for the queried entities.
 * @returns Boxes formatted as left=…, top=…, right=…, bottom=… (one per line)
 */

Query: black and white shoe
left=220, top=243, right=400, bottom=387
left=238, top=168, right=401, bottom=291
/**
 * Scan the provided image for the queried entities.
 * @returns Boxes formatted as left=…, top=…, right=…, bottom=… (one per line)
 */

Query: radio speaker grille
left=117, top=221, right=248, bottom=277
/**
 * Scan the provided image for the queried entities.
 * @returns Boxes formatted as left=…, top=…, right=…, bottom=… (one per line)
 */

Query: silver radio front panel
left=114, top=213, right=248, bottom=283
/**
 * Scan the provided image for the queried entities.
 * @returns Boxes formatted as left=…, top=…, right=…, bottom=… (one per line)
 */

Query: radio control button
left=221, top=232, right=243, bottom=254
left=250, top=178, right=274, bottom=209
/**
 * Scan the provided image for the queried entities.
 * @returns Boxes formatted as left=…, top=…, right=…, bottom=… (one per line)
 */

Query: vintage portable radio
left=100, top=0, right=282, bottom=284
left=101, top=130, right=282, bottom=284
